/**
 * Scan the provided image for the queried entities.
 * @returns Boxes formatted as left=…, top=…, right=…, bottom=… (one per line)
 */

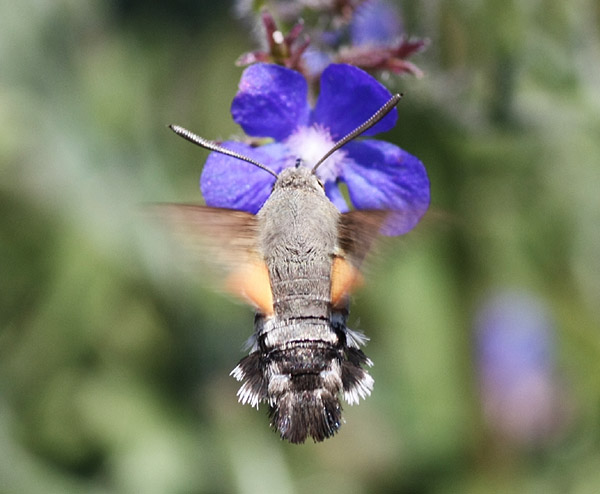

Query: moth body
left=165, top=93, right=402, bottom=443
left=231, top=167, right=374, bottom=443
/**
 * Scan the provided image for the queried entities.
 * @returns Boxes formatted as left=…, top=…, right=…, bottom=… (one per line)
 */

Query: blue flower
left=475, top=291, right=565, bottom=445
left=351, top=0, right=404, bottom=46
left=201, top=63, right=430, bottom=235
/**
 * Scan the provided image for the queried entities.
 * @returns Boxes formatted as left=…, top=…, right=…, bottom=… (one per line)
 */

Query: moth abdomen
left=266, top=342, right=344, bottom=443
left=231, top=314, right=374, bottom=443
left=269, top=380, right=342, bottom=444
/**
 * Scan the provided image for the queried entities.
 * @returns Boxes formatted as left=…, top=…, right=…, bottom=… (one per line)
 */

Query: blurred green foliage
left=1, top=1, right=600, bottom=493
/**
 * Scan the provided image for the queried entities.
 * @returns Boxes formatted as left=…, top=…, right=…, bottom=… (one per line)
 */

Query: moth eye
left=316, top=178, right=325, bottom=190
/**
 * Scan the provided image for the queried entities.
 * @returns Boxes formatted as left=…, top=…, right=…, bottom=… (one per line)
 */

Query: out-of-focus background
left=1, top=1, right=599, bottom=492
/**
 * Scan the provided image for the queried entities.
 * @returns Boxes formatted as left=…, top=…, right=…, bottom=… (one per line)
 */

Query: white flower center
left=285, top=124, right=346, bottom=183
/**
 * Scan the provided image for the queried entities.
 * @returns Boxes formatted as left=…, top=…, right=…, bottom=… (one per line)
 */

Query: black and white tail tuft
left=230, top=322, right=374, bottom=443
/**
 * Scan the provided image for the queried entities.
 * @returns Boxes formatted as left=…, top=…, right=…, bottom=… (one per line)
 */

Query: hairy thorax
left=257, top=168, right=340, bottom=318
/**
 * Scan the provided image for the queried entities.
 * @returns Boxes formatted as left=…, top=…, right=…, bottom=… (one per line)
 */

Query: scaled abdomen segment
left=230, top=312, right=374, bottom=443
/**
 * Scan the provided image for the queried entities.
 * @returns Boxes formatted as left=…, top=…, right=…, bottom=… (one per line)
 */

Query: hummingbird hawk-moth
left=159, top=94, right=401, bottom=443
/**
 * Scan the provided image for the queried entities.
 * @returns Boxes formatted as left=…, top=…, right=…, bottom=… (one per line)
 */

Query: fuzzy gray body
left=231, top=167, right=374, bottom=443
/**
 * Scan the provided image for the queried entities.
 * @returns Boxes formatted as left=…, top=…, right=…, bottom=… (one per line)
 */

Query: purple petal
left=324, top=181, right=350, bottom=213
left=341, top=139, right=429, bottom=235
left=231, top=64, right=310, bottom=141
left=311, top=64, right=397, bottom=140
left=201, top=141, right=293, bottom=213
left=351, top=0, right=404, bottom=46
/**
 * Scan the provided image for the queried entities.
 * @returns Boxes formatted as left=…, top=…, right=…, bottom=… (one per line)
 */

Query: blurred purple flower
left=338, top=0, right=428, bottom=77
left=236, top=1, right=427, bottom=80
left=350, top=0, right=403, bottom=46
left=201, top=63, right=430, bottom=235
left=475, top=291, right=565, bottom=446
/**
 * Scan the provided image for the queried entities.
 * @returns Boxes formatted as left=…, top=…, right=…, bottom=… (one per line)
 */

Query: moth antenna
left=169, top=124, right=279, bottom=179
left=312, top=93, right=402, bottom=173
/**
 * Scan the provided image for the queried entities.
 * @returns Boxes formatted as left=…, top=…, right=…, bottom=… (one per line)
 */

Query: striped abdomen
left=231, top=268, right=374, bottom=443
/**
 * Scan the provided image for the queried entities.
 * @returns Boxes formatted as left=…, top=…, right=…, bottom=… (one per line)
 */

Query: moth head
left=168, top=93, right=401, bottom=187
left=275, top=165, right=325, bottom=194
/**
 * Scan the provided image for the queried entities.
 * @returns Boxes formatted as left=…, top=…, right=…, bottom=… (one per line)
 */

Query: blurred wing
left=331, top=209, right=389, bottom=306
left=150, top=204, right=273, bottom=315
left=338, top=209, right=389, bottom=268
